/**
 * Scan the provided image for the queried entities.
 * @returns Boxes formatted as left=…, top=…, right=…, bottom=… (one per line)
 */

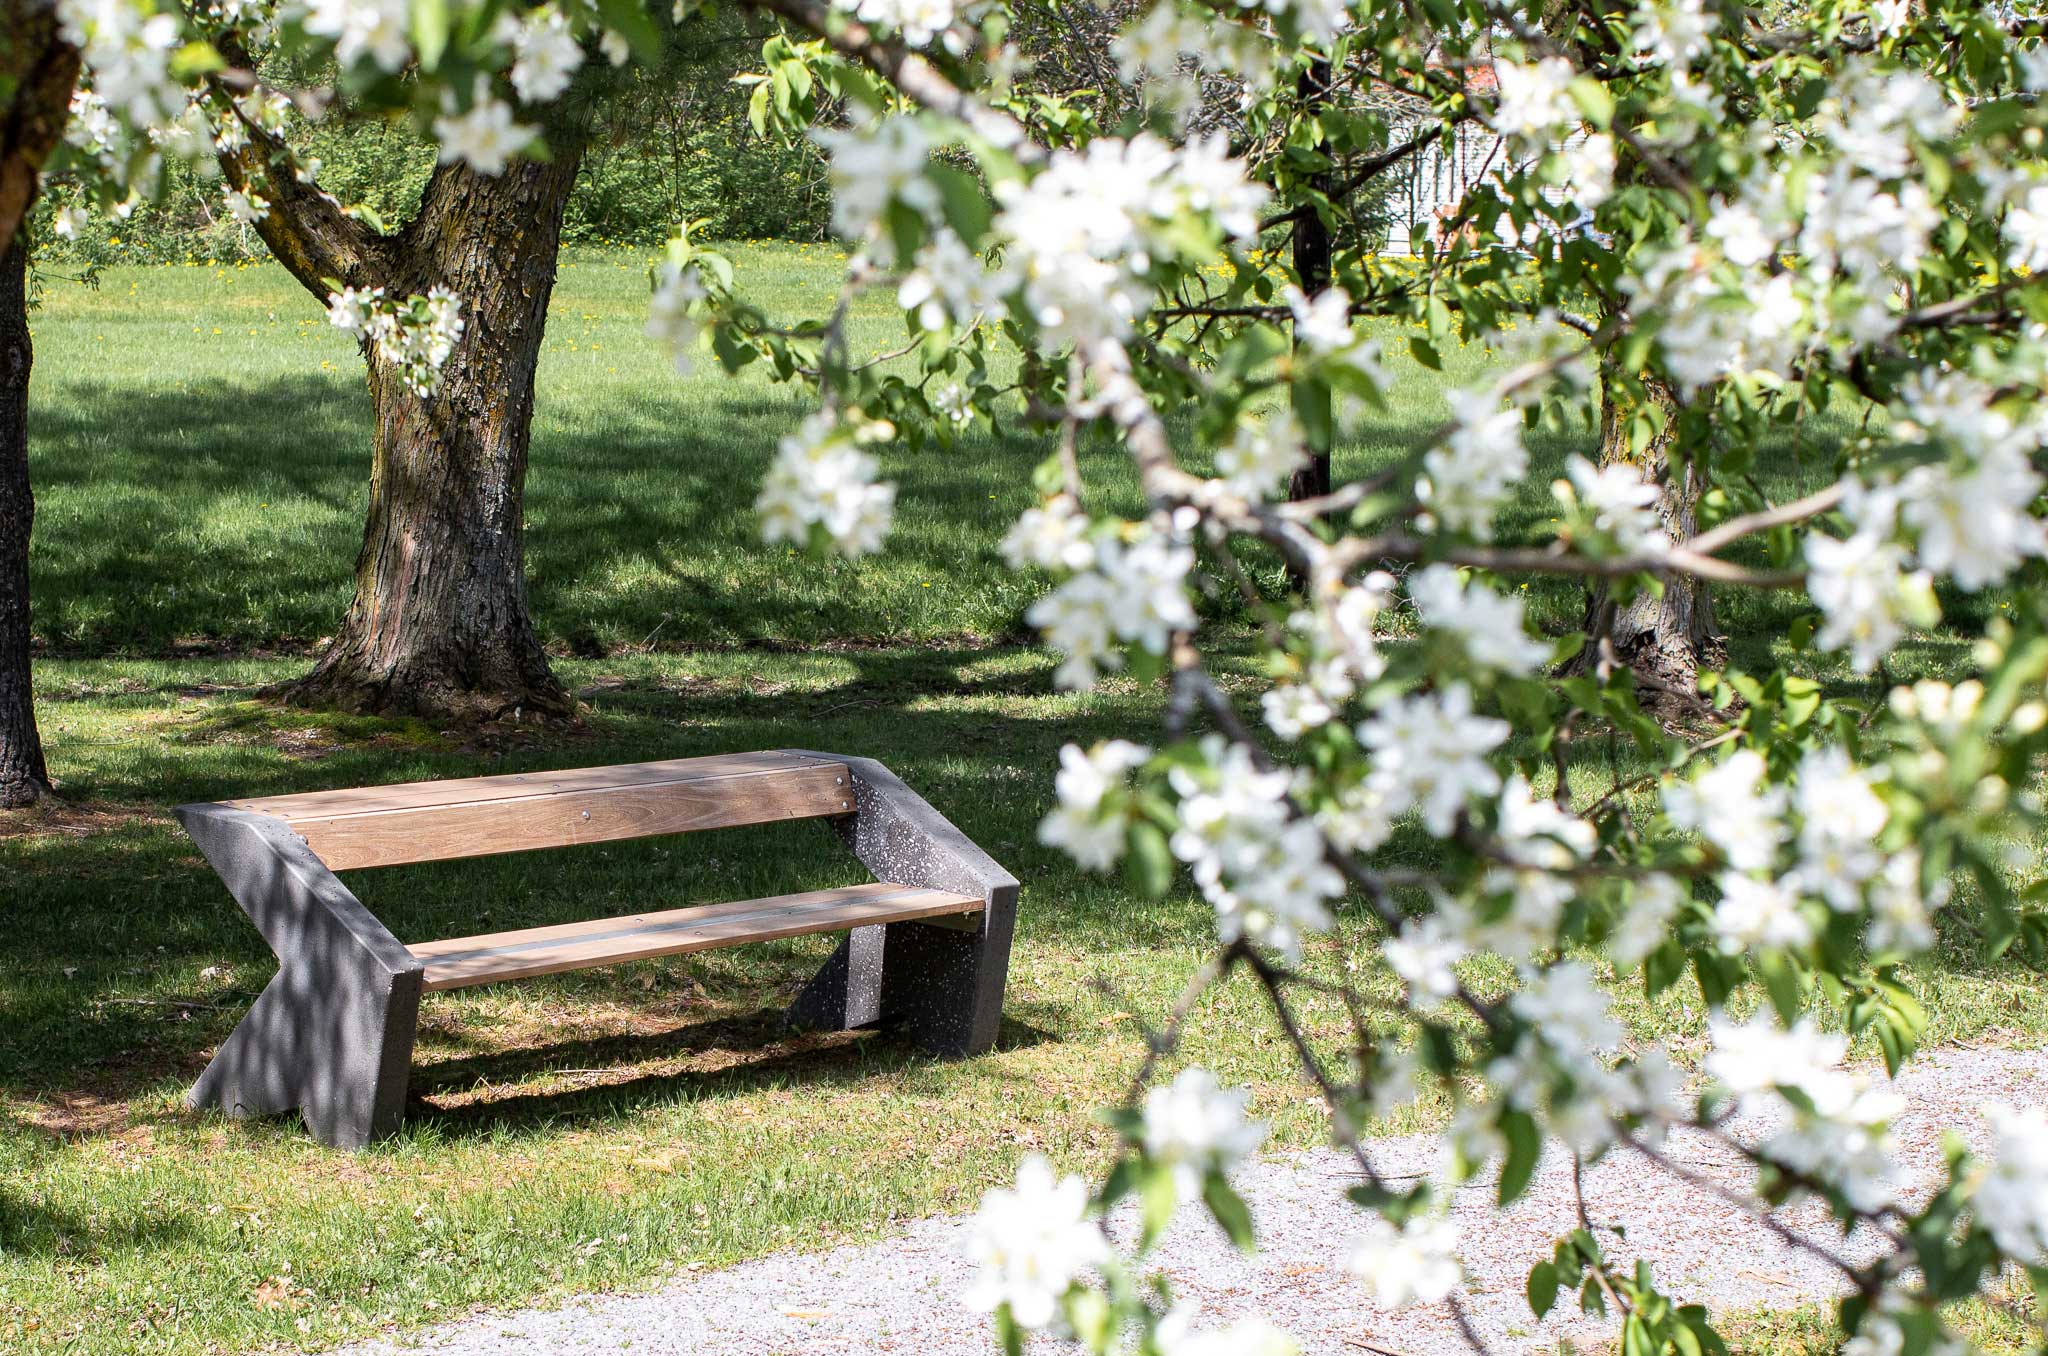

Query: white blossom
left=1663, top=750, right=1787, bottom=873
left=755, top=410, right=897, bottom=556
left=1170, top=738, right=1342, bottom=959
left=1002, top=500, right=1097, bottom=573
left=512, top=7, right=585, bottom=103
left=299, top=0, right=410, bottom=73
left=1356, top=684, right=1510, bottom=837
left=815, top=116, right=938, bottom=247
left=1142, top=1068, right=1268, bottom=1197
left=1039, top=740, right=1148, bottom=870
left=1514, top=961, right=1623, bottom=1053
left=1806, top=524, right=1930, bottom=673
left=837, top=0, right=954, bottom=46
left=433, top=90, right=536, bottom=175
left=222, top=186, right=267, bottom=225
left=1419, top=391, right=1527, bottom=540
left=1490, top=57, right=1578, bottom=146
left=1712, top=872, right=1812, bottom=953
left=1610, top=874, right=1687, bottom=968
left=1348, top=1216, right=1461, bottom=1308
left=645, top=265, right=707, bottom=374
left=1788, top=748, right=1888, bottom=910
left=1384, top=915, right=1466, bottom=1009
left=1867, top=851, right=1946, bottom=953
left=962, top=1155, right=1107, bottom=1328
left=1976, top=1104, right=2048, bottom=1263
left=1564, top=455, right=1668, bottom=555
left=898, top=230, right=1010, bottom=332
left=1631, top=0, right=1716, bottom=69
left=1409, top=565, right=1549, bottom=675
left=1214, top=415, right=1305, bottom=500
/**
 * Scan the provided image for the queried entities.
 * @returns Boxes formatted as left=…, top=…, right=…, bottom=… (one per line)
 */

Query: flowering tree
left=33, top=0, right=2048, bottom=1351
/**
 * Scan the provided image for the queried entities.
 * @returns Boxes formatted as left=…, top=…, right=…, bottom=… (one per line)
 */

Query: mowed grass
left=27, top=244, right=1617, bottom=655
left=29, top=244, right=1067, bottom=654
left=5, top=249, right=2045, bottom=1355
left=6, top=648, right=2048, bottom=1356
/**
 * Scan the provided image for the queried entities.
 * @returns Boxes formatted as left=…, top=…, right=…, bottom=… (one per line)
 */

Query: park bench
left=174, top=750, right=1018, bottom=1148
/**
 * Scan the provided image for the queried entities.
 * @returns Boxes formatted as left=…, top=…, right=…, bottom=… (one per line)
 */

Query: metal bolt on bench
left=174, top=749, right=1018, bottom=1148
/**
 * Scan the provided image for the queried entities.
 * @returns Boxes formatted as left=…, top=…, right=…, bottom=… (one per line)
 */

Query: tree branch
left=205, top=62, right=392, bottom=299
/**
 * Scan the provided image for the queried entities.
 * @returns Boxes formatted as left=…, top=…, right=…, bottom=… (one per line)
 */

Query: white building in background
left=1375, top=63, right=1590, bottom=255
left=1382, top=119, right=1511, bottom=254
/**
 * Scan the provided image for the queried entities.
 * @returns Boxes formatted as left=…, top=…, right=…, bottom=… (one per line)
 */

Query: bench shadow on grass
left=404, top=1004, right=1059, bottom=1143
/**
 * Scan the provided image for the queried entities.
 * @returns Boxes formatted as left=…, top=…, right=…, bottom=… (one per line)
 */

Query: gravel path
left=340, top=1044, right=2048, bottom=1356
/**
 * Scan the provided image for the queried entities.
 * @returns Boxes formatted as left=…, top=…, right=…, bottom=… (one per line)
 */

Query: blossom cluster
left=754, top=409, right=898, bottom=556
left=325, top=284, right=467, bottom=397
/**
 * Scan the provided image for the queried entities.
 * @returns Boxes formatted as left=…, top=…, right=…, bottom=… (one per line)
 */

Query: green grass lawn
left=3, top=247, right=2042, bottom=1355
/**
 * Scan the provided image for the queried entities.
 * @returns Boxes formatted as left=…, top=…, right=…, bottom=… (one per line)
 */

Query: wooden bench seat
left=410, top=882, right=984, bottom=991
left=219, top=750, right=854, bottom=871
left=175, top=750, right=1018, bottom=1148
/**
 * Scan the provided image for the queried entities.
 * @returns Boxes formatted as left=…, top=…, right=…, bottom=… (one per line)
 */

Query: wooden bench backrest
left=218, top=750, right=854, bottom=871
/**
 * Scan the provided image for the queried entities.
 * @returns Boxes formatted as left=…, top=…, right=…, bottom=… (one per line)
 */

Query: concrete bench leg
left=784, top=753, right=1019, bottom=1057
left=177, top=805, right=424, bottom=1149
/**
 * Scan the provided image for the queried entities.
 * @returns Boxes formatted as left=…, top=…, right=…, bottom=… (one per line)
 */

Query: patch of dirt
left=0, top=797, right=167, bottom=841
left=158, top=699, right=453, bottom=761
left=9, top=1090, right=134, bottom=1139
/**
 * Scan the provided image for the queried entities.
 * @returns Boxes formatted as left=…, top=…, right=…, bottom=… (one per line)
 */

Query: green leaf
left=169, top=41, right=226, bottom=79
left=1124, top=821, right=1173, bottom=899
left=928, top=163, right=992, bottom=247
left=1293, top=377, right=1334, bottom=453
left=1202, top=1175, right=1257, bottom=1253
left=409, top=0, right=450, bottom=71
left=1528, top=1260, right=1560, bottom=1318
left=1409, top=337, right=1442, bottom=370
left=1758, top=950, right=1802, bottom=1023
left=1140, top=1163, right=1178, bottom=1248
left=1570, top=76, right=1616, bottom=129
left=591, top=0, right=664, bottom=64
left=1498, top=1109, right=1540, bottom=1205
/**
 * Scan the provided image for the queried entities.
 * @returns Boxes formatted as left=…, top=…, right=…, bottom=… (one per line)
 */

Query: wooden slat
left=219, top=752, right=853, bottom=871
left=408, top=882, right=983, bottom=991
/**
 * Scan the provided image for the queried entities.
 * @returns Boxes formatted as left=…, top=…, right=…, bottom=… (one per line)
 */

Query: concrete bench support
left=177, top=805, right=424, bottom=1148
left=785, top=754, right=1019, bottom=1056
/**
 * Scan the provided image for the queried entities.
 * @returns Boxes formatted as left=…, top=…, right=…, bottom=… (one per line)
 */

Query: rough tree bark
left=1575, top=365, right=1721, bottom=707
left=0, top=2, right=77, bottom=808
left=0, top=237, right=49, bottom=805
left=219, top=111, right=584, bottom=720
left=0, top=0, right=81, bottom=254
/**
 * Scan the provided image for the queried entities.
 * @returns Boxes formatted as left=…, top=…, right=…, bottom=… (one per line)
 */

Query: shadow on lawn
left=0, top=1183, right=198, bottom=1260
left=26, top=374, right=1071, bottom=655
left=405, top=1006, right=1058, bottom=1142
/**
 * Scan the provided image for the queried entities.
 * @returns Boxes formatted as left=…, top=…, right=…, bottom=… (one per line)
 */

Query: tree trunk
left=1286, top=57, right=1334, bottom=593
left=280, top=156, right=584, bottom=721
left=0, top=0, right=81, bottom=256
left=0, top=236, right=49, bottom=805
left=1576, top=365, right=1720, bottom=708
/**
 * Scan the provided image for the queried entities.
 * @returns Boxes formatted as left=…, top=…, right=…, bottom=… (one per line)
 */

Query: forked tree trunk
left=1577, top=366, right=1720, bottom=706
left=0, top=237, right=49, bottom=806
left=271, top=156, right=584, bottom=720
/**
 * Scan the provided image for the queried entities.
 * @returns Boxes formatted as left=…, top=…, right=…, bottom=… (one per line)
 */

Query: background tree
left=214, top=91, right=593, bottom=719
left=0, top=0, right=79, bottom=808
